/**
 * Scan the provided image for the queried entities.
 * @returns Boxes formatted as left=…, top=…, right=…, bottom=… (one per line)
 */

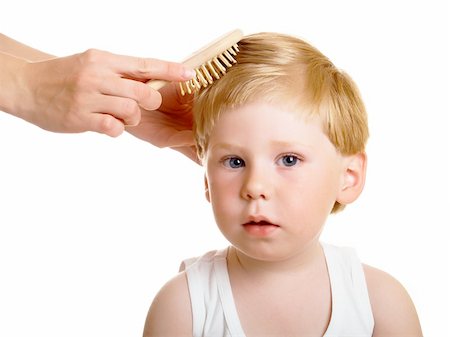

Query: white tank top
left=183, top=243, right=374, bottom=337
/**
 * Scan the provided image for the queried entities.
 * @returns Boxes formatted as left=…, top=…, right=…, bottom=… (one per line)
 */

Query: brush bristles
left=179, top=44, right=240, bottom=96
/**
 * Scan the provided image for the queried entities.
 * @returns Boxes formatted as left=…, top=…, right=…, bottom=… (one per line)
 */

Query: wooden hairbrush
left=147, top=29, right=243, bottom=96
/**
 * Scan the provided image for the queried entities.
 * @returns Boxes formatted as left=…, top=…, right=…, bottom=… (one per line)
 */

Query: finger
left=171, top=146, right=200, bottom=164
left=87, top=113, right=125, bottom=137
left=159, top=81, right=194, bottom=111
left=165, top=130, right=195, bottom=148
left=100, top=78, right=162, bottom=110
left=91, top=95, right=142, bottom=126
left=110, top=54, right=195, bottom=81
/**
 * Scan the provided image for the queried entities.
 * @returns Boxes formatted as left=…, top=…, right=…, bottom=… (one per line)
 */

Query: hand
left=12, top=49, right=194, bottom=137
left=126, top=83, right=199, bottom=163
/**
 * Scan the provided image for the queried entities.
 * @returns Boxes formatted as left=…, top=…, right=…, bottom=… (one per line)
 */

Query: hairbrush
left=147, top=29, right=243, bottom=95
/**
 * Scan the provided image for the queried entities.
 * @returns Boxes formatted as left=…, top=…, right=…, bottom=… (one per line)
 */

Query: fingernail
left=183, top=68, right=196, bottom=80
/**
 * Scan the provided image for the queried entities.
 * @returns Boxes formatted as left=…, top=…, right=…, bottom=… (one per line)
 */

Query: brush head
left=179, top=42, right=240, bottom=96
left=147, top=29, right=243, bottom=96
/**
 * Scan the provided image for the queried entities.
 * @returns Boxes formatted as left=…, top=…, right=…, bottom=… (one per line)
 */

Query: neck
left=228, top=240, right=325, bottom=277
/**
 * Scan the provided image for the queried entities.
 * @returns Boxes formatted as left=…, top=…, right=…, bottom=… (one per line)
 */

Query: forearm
left=0, top=33, right=54, bottom=61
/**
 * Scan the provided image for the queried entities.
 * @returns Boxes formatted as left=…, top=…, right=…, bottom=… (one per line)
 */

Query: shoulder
left=363, top=264, right=423, bottom=337
left=143, top=272, right=192, bottom=337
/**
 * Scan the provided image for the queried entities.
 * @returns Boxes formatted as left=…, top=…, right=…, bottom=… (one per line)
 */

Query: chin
left=234, top=243, right=289, bottom=262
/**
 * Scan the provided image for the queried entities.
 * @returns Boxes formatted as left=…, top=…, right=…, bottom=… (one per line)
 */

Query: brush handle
left=147, top=29, right=243, bottom=91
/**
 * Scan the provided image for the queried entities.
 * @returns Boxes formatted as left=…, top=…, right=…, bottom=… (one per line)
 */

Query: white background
left=1, top=0, right=449, bottom=336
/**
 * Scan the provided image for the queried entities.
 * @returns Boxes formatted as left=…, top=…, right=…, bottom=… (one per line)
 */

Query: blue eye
left=279, top=155, right=300, bottom=167
left=223, top=157, right=245, bottom=168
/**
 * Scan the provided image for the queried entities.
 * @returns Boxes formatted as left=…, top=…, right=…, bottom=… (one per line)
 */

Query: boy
left=143, top=33, right=422, bottom=336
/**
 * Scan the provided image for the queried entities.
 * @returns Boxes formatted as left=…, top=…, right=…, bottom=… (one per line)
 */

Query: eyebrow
left=209, top=143, right=244, bottom=152
left=210, top=140, right=313, bottom=152
left=269, top=140, right=313, bottom=149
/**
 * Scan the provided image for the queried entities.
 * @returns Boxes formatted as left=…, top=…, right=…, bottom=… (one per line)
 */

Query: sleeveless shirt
left=182, top=243, right=374, bottom=337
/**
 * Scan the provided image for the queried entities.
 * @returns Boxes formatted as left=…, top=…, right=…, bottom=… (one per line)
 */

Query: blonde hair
left=193, top=32, right=369, bottom=212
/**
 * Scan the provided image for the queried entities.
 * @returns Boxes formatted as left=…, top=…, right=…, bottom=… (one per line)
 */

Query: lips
left=243, top=220, right=279, bottom=227
left=242, top=220, right=280, bottom=236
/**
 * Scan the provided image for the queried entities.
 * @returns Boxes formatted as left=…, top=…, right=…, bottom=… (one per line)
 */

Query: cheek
left=207, top=175, right=237, bottom=208
left=281, top=168, right=339, bottom=216
left=207, top=177, right=245, bottom=234
left=207, top=168, right=241, bottom=198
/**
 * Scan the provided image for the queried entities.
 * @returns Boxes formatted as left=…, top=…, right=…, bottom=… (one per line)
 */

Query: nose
left=240, top=166, right=272, bottom=201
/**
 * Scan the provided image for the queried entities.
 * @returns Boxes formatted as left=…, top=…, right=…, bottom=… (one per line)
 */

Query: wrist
left=0, top=52, right=34, bottom=121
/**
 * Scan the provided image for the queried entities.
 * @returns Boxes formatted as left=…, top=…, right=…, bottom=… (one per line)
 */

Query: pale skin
left=0, top=33, right=198, bottom=160
left=143, top=101, right=422, bottom=336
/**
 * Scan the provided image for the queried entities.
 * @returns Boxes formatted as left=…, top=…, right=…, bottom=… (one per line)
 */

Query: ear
left=336, top=152, right=367, bottom=205
left=204, top=175, right=211, bottom=202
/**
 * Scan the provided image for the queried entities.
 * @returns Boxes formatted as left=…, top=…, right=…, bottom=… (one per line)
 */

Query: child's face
left=204, top=101, right=350, bottom=262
